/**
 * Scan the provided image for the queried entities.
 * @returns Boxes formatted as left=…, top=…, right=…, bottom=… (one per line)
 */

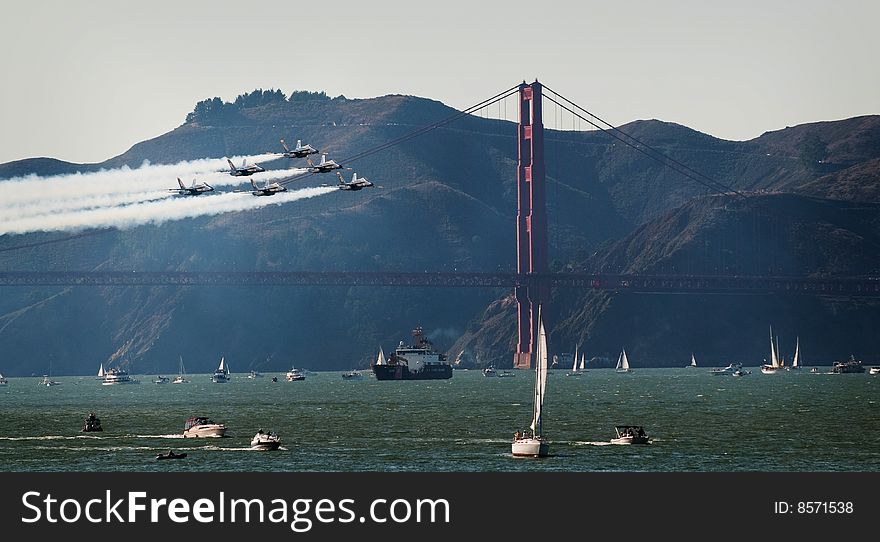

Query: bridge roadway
left=1, top=271, right=879, bottom=296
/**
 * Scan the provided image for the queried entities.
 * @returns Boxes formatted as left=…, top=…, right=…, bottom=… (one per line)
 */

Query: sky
left=2, top=0, right=878, bottom=164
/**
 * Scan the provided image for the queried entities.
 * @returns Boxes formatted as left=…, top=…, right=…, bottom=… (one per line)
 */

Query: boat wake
left=571, top=440, right=614, bottom=446
left=127, top=434, right=185, bottom=439
left=0, top=435, right=105, bottom=441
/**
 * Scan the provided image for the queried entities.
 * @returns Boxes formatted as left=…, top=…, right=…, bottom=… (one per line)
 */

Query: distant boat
left=869, top=367, right=880, bottom=375
left=172, top=356, right=189, bottom=384
left=0, top=373, right=7, bottom=385
left=156, top=450, right=187, bottom=460
left=97, top=363, right=105, bottom=380
left=788, top=337, right=802, bottom=371
left=375, top=346, right=386, bottom=366
left=483, top=366, right=497, bottom=377
left=251, top=430, right=281, bottom=451
left=102, top=367, right=135, bottom=385
left=512, top=307, right=550, bottom=458
left=183, top=416, right=226, bottom=438
left=341, top=370, right=363, bottom=380
left=247, top=370, right=262, bottom=379
left=579, top=353, right=586, bottom=372
left=616, top=348, right=633, bottom=374
left=710, top=362, right=742, bottom=376
left=761, top=325, right=785, bottom=374
left=212, top=356, right=229, bottom=383
left=82, top=412, right=102, bottom=432
left=285, top=367, right=306, bottom=381
left=39, top=375, right=60, bottom=387
left=566, top=344, right=583, bottom=376
left=687, top=353, right=697, bottom=368
left=154, top=376, right=170, bottom=384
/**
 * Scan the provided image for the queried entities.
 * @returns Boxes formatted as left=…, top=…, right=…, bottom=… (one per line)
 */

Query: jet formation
left=166, top=138, right=375, bottom=197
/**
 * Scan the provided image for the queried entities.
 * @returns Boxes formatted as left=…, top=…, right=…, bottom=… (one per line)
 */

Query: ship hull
left=372, top=364, right=452, bottom=380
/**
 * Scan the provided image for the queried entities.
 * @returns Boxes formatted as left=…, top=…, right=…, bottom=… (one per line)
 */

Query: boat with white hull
left=761, top=325, right=785, bottom=374
left=615, top=348, right=633, bottom=373
left=173, top=356, right=189, bottom=384
left=211, top=356, right=230, bottom=383
left=102, top=368, right=136, bottom=385
left=183, top=416, right=226, bottom=438
left=251, top=430, right=281, bottom=450
left=512, top=307, right=550, bottom=458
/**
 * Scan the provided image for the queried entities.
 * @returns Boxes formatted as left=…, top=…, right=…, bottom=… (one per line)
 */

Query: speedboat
left=483, top=366, right=497, bottom=377
left=732, top=368, right=751, bottom=376
left=182, top=416, right=227, bottom=438
left=156, top=450, right=187, bottom=460
left=709, top=363, right=742, bottom=376
left=341, top=371, right=363, bottom=380
left=250, top=430, right=281, bottom=451
left=869, top=367, right=880, bottom=375
left=610, top=425, right=650, bottom=445
left=247, top=370, right=262, bottom=379
left=154, top=375, right=169, bottom=384
left=82, top=412, right=103, bottom=432
left=810, top=367, right=820, bottom=374
left=285, top=368, right=306, bottom=381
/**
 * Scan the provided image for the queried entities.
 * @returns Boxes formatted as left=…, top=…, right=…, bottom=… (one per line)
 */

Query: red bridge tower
left=513, top=81, right=549, bottom=369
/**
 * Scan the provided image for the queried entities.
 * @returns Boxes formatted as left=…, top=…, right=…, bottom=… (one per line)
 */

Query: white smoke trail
left=0, top=187, right=337, bottom=235
left=0, top=153, right=305, bottom=206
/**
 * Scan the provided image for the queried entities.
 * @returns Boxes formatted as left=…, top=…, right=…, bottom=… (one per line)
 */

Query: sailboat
left=788, top=338, right=801, bottom=371
left=211, top=356, right=229, bottom=383
left=375, top=346, right=386, bottom=366
left=579, top=353, right=586, bottom=372
left=512, top=307, right=550, bottom=457
left=0, top=372, right=7, bottom=385
left=616, top=348, right=633, bottom=373
left=40, top=360, right=61, bottom=387
left=566, top=344, right=582, bottom=376
left=172, top=356, right=189, bottom=384
left=97, top=363, right=105, bottom=380
left=687, top=353, right=697, bottom=368
left=761, top=325, right=784, bottom=374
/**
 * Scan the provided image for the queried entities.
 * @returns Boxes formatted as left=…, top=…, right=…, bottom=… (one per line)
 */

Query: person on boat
left=513, top=430, right=521, bottom=441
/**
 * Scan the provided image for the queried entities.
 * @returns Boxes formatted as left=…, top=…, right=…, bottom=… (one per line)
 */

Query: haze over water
left=1, top=369, right=877, bottom=472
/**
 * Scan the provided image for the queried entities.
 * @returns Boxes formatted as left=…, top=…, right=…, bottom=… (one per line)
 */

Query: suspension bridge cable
left=542, top=84, right=744, bottom=197
left=541, top=92, right=736, bottom=196
left=279, top=85, right=521, bottom=186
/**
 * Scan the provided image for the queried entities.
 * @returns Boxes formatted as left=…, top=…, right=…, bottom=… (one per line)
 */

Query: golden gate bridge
left=1, top=81, right=877, bottom=368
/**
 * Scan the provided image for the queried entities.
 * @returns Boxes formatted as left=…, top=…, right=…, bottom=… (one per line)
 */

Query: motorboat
left=250, top=430, right=281, bottom=451
left=247, top=370, right=262, bottom=379
left=497, top=370, right=515, bottom=378
left=154, top=375, right=169, bottom=384
left=212, top=356, right=230, bottom=383
left=285, top=368, right=306, bottom=381
left=182, top=416, right=227, bottom=438
left=831, top=356, right=865, bottom=374
left=709, top=362, right=742, bottom=376
left=0, top=373, right=7, bottom=385
left=156, top=450, right=187, bottom=460
left=483, top=366, right=497, bottom=377
left=82, top=412, right=103, bottom=432
left=732, top=368, right=751, bottom=376
left=810, top=367, right=820, bottom=374
left=341, top=371, right=363, bottom=380
left=512, top=307, right=550, bottom=458
left=869, top=367, right=880, bottom=375
left=610, top=425, right=650, bottom=445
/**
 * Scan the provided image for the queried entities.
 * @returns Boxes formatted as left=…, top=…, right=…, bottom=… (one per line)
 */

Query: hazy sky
left=2, top=0, right=878, bottom=164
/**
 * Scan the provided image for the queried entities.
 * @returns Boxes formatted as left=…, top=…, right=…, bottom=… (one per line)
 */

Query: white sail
left=97, top=363, right=105, bottom=377
left=621, top=349, right=630, bottom=370
left=218, top=356, right=227, bottom=374
left=690, top=353, right=697, bottom=367
left=179, top=356, right=187, bottom=376
left=530, top=310, right=548, bottom=437
left=571, top=344, right=578, bottom=372
left=376, top=346, right=386, bottom=366
left=770, top=325, right=779, bottom=368
left=792, top=337, right=800, bottom=368
left=579, top=353, right=585, bottom=371
left=616, top=351, right=623, bottom=370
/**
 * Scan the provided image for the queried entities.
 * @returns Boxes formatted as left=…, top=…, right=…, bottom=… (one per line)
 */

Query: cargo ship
left=372, top=326, right=452, bottom=380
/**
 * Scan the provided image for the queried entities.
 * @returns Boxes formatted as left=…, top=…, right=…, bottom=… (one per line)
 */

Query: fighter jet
left=306, top=153, right=343, bottom=173
left=336, top=171, right=374, bottom=191
left=250, top=178, right=287, bottom=196
left=227, top=158, right=265, bottom=176
left=169, top=177, right=214, bottom=195
left=280, top=139, right=319, bottom=159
